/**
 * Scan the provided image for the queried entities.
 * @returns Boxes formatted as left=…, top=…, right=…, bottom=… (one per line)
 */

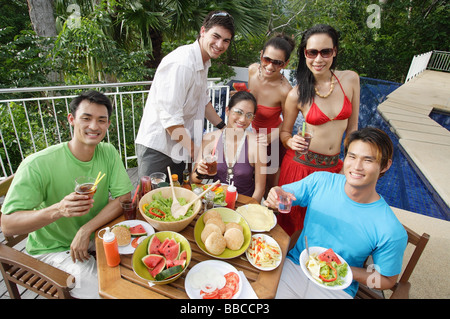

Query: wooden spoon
left=167, top=166, right=183, bottom=215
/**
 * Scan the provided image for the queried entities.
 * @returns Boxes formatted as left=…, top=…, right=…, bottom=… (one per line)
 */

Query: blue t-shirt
left=283, top=172, right=407, bottom=297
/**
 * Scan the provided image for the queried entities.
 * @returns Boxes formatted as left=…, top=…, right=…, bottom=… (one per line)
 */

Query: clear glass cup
left=75, top=176, right=97, bottom=198
left=277, top=194, right=292, bottom=214
left=204, top=154, right=218, bottom=175
left=297, top=129, right=313, bottom=155
left=119, top=196, right=136, bottom=220
left=150, top=172, right=166, bottom=190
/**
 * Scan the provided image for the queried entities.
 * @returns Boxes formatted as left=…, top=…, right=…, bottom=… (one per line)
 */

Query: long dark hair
left=296, top=24, right=339, bottom=106
left=262, top=33, right=296, bottom=62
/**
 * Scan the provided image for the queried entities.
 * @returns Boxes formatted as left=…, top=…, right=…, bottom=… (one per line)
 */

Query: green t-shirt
left=2, top=142, right=133, bottom=255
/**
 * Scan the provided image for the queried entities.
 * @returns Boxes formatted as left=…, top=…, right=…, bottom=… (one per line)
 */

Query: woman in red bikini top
left=280, top=24, right=360, bottom=165
left=246, top=33, right=295, bottom=194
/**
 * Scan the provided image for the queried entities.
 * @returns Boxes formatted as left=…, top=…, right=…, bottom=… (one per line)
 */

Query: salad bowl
left=139, top=187, right=202, bottom=232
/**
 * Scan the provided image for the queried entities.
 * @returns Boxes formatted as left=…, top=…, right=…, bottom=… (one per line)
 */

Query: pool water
left=354, top=77, right=449, bottom=221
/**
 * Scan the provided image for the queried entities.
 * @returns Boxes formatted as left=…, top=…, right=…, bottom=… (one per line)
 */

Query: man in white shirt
left=135, top=11, right=234, bottom=180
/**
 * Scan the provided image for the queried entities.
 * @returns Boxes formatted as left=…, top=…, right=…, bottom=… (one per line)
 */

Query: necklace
left=258, top=64, right=284, bottom=85
left=222, top=129, right=247, bottom=184
left=314, top=74, right=335, bottom=98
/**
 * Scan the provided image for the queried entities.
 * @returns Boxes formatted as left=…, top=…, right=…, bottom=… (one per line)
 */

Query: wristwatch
left=195, top=168, right=208, bottom=180
left=216, top=120, right=226, bottom=130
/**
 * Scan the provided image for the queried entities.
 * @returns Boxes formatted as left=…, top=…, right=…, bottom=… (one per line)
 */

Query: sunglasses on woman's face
left=304, top=48, right=334, bottom=59
left=261, top=56, right=285, bottom=67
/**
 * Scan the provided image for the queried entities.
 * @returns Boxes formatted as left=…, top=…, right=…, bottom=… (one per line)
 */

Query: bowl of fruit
left=132, top=231, right=191, bottom=285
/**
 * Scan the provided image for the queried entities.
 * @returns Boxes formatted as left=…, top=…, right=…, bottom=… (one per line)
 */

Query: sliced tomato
left=131, top=237, right=140, bottom=248
left=224, top=272, right=240, bottom=296
left=201, top=289, right=219, bottom=299
left=218, top=286, right=234, bottom=299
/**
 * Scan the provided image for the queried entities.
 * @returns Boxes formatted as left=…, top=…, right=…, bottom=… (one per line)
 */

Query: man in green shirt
left=1, top=90, right=133, bottom=298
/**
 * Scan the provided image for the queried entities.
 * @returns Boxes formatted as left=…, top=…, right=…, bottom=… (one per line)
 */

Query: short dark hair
left=69, top=90, right=113, bottom=118
left=198, top=11, right=235, bottom=40
left=344, top=127, right=393, bottom=178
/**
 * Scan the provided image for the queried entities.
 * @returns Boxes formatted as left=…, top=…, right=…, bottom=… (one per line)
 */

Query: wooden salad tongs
left=171, top=178, right=221, bottom=219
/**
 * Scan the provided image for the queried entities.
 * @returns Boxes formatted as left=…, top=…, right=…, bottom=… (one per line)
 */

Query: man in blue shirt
left=265, top=127, right=407, bottom=298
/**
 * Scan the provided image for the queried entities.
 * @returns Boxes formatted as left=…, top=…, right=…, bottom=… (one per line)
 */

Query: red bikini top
left=305, top=74, right=352, bottom=126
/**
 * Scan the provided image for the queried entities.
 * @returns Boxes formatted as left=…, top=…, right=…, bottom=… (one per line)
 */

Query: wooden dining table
left=95, top=192, right=290, bottom=299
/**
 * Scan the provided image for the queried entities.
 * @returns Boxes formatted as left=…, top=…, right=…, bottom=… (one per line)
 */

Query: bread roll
left=205, top=232, right=226, bottom=255
left=203, top=210, right=222, bottom=223
left=224, top=228, right=244, bottom=250
left=112, top=226, right=131, bottom=246
left=205, top=217, right=226, bottom=234
left=201, top=223, right=222, bottom=243
left=225, top=222, right=243, bottom=233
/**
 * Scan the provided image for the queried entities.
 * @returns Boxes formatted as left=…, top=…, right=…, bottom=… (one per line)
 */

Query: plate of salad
left=299, top=246, right=352, bottom=290
left=191, top=183, right=237, bottom=207
left=246, top=234, right=282, bottom=271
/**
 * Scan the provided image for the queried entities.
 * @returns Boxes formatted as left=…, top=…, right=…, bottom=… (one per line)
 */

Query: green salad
left=306, top=253, right=348, bottom=287
left=142, top=191, right=194, bottom=221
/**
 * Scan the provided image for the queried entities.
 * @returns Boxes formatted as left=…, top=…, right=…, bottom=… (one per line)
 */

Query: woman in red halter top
left=247, top=34, right=296, bottom=197
left=277, top=25, right=360, bottom=239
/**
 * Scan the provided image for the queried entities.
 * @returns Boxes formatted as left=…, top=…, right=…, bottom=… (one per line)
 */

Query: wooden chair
left=0, top=174, right=75, bottom=299
left=356, top=224, right=430, bottom=299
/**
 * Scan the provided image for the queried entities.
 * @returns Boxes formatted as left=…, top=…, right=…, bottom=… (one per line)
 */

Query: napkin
left=238, top=271, right=258, bottom=299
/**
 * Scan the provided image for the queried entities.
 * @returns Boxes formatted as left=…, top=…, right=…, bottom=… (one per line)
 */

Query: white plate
left=246, top=234, right=282, bottom=271
left=112, top=220, right=155, bottom=255
left=185, top=260, right=242, bottom=299
left=299, top=246, right=353, bottom=290
left=235, top=204, right=276, bottom=232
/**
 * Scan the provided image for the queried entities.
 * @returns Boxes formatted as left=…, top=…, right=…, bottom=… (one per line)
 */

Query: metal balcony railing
left=0, top=80, right=229, bottom=179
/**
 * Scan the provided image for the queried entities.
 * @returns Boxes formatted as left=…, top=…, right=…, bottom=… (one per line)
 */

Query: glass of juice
left=119, top=197, right=136, bottom=220
left=297, top=129, right=313, bottom=155
left=150, top=172, right=166, bottom=190
left=75, top=176, right=97, bottom=198
left=204, top=154, right=218, bottom=175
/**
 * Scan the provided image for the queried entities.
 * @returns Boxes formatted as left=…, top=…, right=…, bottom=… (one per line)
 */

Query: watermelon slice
left=129, top=224, right=147, bottom=236
left=158, top=238, right=177, bottom=255
left=318, top=248, right=342, bottom=264
left=162, top=242, right=180, bottom=261
left=155, top=265, right=183, bottom=281
left=178, top=250, right=187, bottom=261
left=150, top=258, right=166, bottom=278
left=148, top=235, right=162, bottom=254
left=232, top=82, right=249, bottom=92
left=142, top=254, right=165, bottom=269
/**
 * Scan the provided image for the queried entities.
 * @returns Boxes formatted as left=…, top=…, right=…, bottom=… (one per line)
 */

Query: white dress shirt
left=135, top=40, right=211, bottom=162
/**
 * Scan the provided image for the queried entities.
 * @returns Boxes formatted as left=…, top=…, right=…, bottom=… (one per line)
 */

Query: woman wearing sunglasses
left=247, top=33, right=296, bottom=196
left=191, top=91, right=266, bottom=203
left=278, top=24, right=360, bottom=238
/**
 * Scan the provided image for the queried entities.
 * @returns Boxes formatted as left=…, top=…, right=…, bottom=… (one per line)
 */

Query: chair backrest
left=398, top=224, right=430, bottom=284
left=0, top=174, right=75, bottom=299
left=0, top=175, right=27, bottom=247
left=357, top=223, right=430, bottom=299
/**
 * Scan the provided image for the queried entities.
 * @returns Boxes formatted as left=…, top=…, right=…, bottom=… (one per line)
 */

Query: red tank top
left=305, top=74, right=352, bottom=126
left=252, top=104, right=282, bottom=133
